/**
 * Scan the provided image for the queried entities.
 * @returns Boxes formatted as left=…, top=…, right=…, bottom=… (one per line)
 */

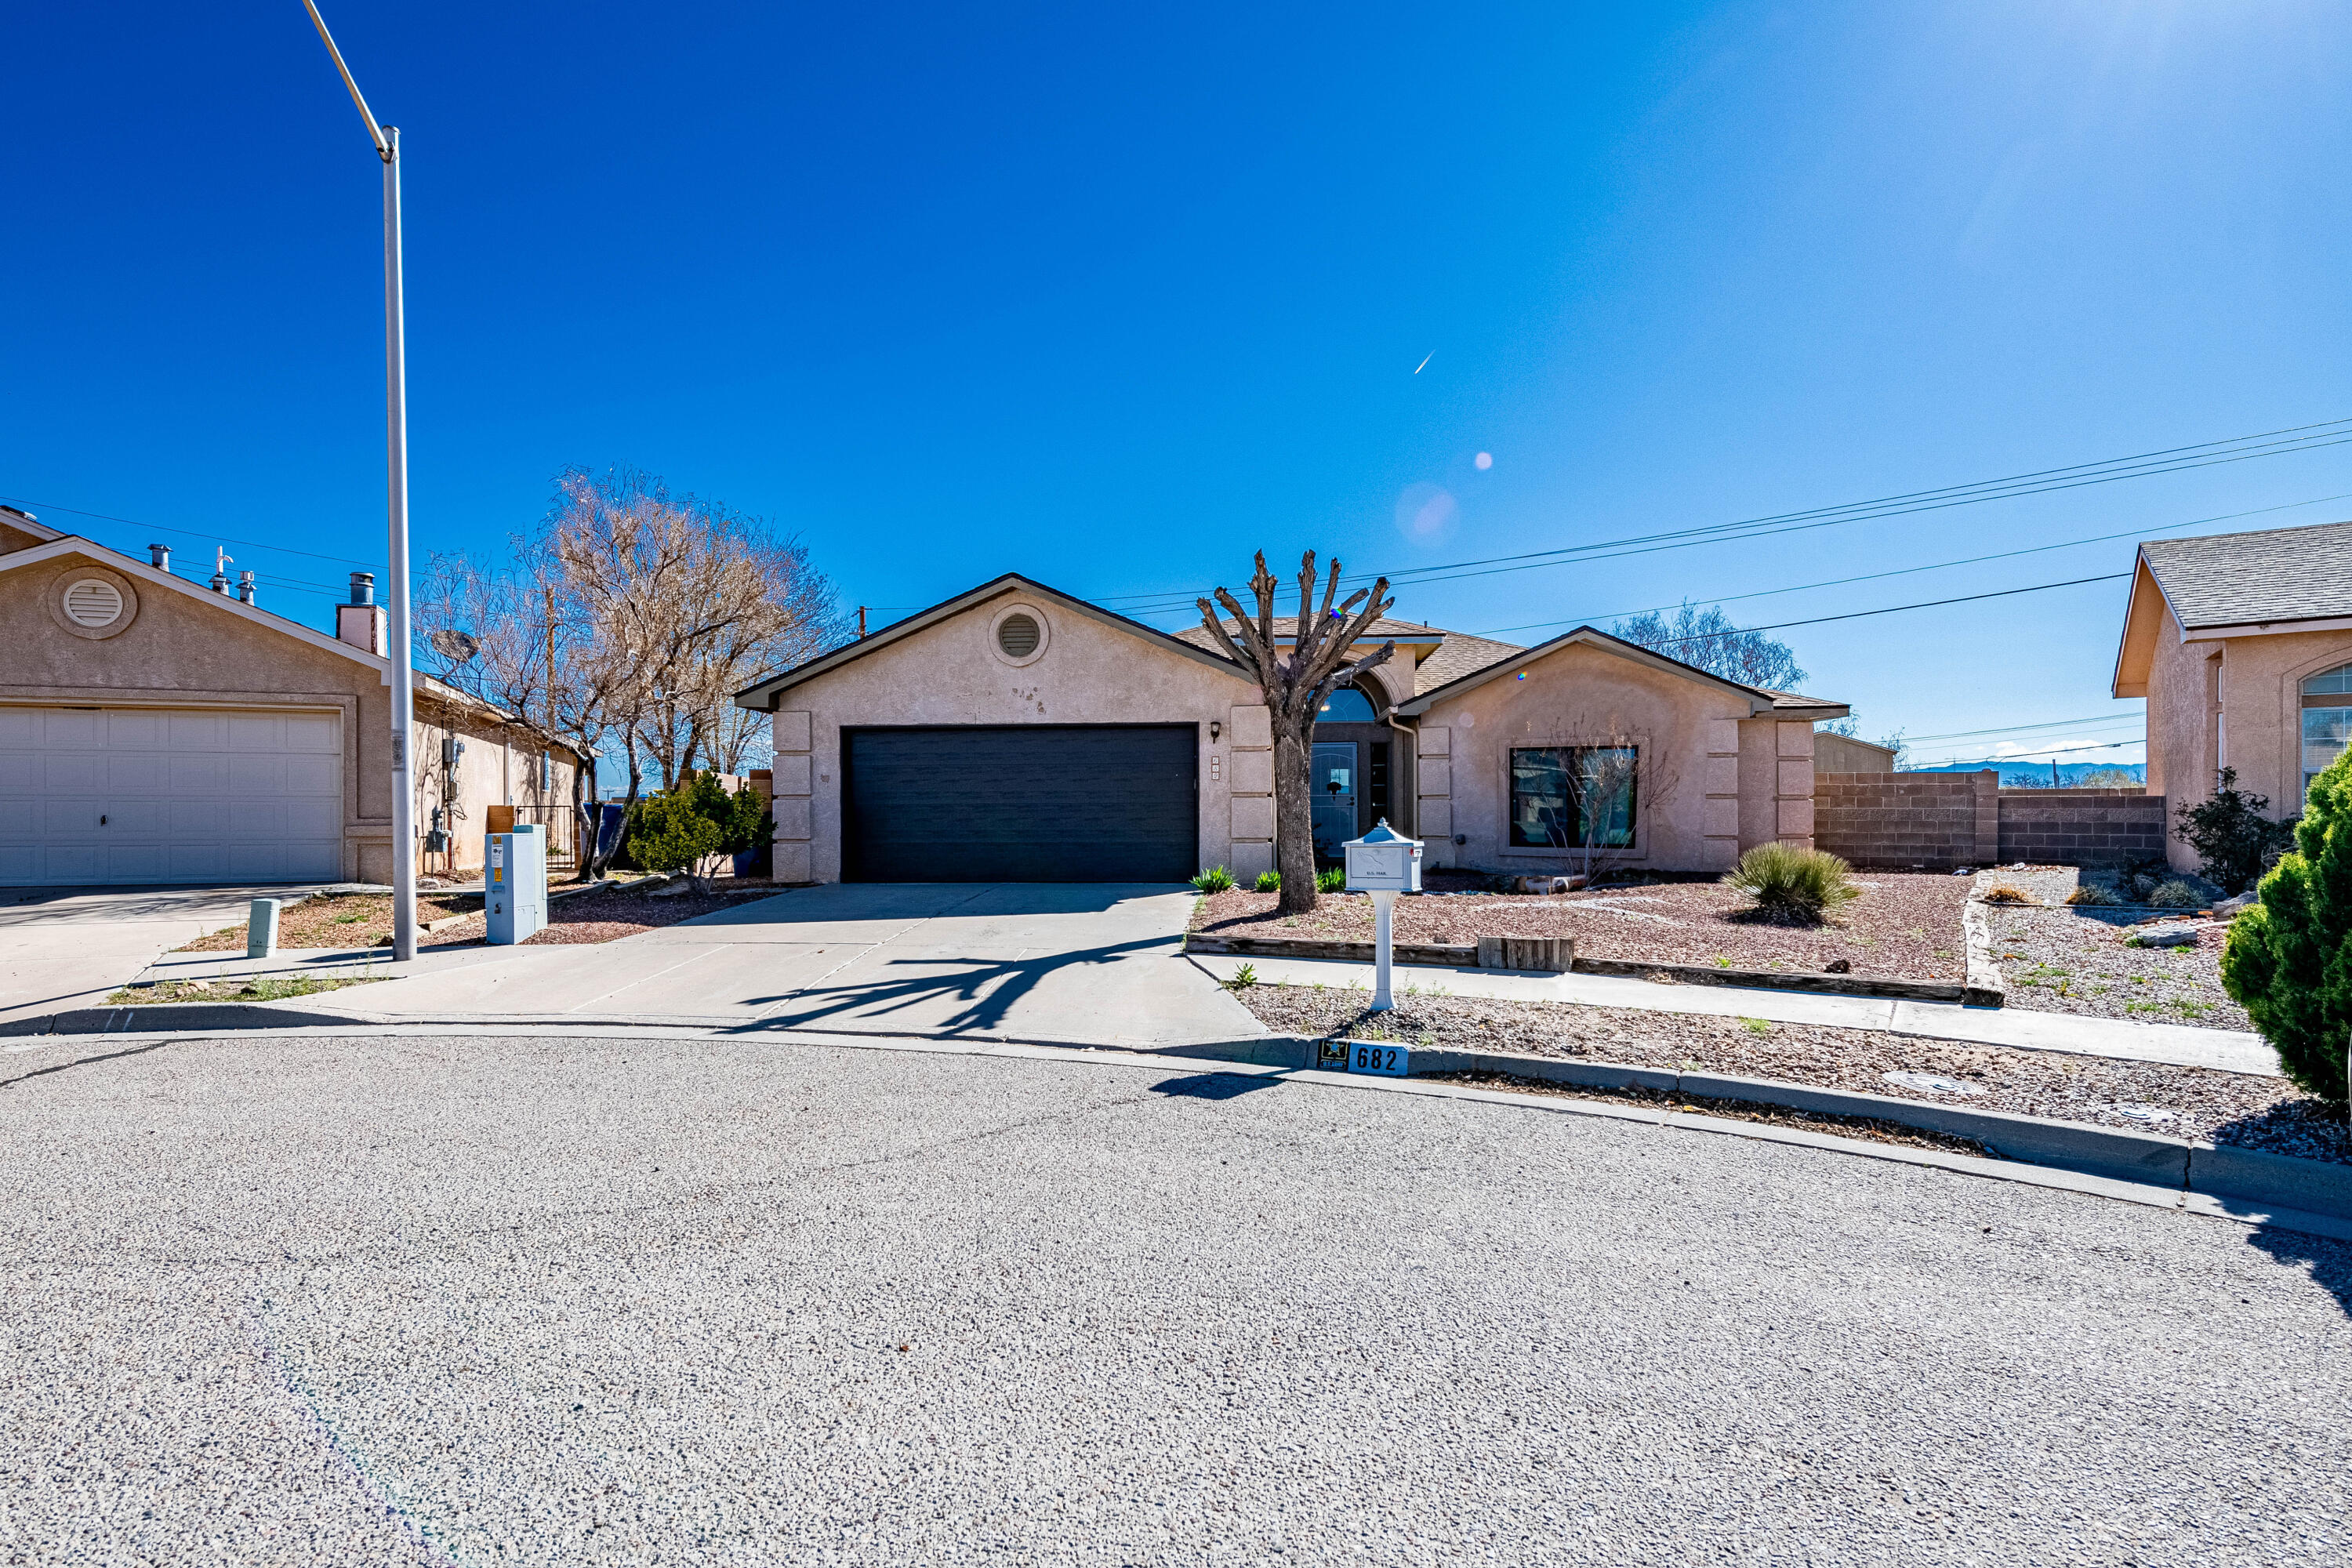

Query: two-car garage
left=842, top=725, right=1197, bottom=882
left=0, top=706, right=343, bottom=886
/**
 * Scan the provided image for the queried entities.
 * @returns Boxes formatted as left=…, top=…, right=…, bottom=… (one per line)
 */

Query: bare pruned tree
left=419, top=467, right=845, bottom=876
left=1196, top=551, right=1395, bottom=913
left=546, top=466, right=843, bottom=793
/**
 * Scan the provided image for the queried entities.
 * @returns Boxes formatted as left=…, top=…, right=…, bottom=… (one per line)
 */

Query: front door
left=1311, top=742, right=1357, bottom=863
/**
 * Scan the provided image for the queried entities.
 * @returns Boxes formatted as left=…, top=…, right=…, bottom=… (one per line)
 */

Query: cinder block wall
left=1815, top=773, right=2169, bottom=869
left=1994, top=789, right=2169, bottom=866
left=1812, top=771, right=1994, bottom=869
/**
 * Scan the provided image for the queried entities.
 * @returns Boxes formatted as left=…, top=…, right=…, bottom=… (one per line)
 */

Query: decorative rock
left=1511, top=874, right=1586, bottom=895
left=2129, top=924, right=2202, bottom=949
left=1823, top=958, right=1852, bottom=974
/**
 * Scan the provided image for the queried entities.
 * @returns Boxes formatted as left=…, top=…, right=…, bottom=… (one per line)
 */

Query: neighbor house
left=2114, top=518, right=2352, bottom=872
left=0, top=506, right=584, bottom=886
left=731, top=572, right=1849, bottom=884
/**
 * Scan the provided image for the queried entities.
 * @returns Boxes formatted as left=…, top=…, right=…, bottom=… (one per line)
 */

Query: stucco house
left=732, top=572, right=1849, bottom=884
left=0, top=506, right=583, bottom=886
left=2115, top=518, right=2352, bottom=870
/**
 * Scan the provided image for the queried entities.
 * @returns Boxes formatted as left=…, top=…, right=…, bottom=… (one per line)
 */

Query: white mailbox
left=1343, top=819, right=1422, bottom=893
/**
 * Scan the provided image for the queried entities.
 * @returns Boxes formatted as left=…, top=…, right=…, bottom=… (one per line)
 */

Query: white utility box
left=1342, top=819, right=1422, bottom=893
left=485, top=824, right=548, bottom=946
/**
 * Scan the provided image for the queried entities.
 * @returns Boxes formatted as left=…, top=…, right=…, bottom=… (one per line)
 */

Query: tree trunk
left=1272, top=725, right=1319, bottom=914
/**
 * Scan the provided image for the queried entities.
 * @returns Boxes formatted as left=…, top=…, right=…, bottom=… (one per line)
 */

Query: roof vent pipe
left=149, top=543, right=172, bottom=573
left=347, top=572, right=376, bottom=606
left=209, top=546, right=233, bottom=595
left=237, top=571, right=257, bottom=607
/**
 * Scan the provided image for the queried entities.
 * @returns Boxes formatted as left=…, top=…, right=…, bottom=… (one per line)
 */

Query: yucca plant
left=1316, top=866, right=1347, bottom=894
left=1723, top=843, right=1859, bottom=924
left=1191, top=866, right=1236, bottom=893
left=1254, top=870, right=1282, bottom=892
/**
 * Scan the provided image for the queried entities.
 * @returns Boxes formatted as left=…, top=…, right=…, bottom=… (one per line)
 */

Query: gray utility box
left=485, top=825, right=548, bottom=945
left=1342, top=818, right=1423, bottom=892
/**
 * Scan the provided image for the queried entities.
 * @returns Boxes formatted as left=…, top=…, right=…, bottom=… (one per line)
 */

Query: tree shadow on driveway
left=725, top=933, right=1176, bottom=1037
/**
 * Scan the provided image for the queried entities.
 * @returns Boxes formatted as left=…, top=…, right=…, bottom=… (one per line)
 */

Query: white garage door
left=0, top=706, right=343, bottom=887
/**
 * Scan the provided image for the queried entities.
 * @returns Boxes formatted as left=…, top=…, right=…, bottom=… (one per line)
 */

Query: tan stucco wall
left=2144, top=600, right=2352, bottom=869
left=1410, top=641, right=1777, bottom=874
left=411, top=702, right=582, bottom=875
left=764, top=590, right=1263, bottom=883
left=2, top=547, right=579, bottom=884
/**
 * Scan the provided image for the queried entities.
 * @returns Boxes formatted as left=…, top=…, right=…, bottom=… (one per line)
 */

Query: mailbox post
left=1342, top=819, right=1422, bottom=1012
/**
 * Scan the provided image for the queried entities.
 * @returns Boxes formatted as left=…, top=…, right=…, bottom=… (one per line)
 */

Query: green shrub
left=1722, top=843, right=1859, bottom=923
left=623, top=771, right=769, bottom=890
left=1191, top=866, right=1236, bottom=893
left=1316, top=866, right=1347, bottom=894
left=2146, top=880, right=2203, bottom=909
left=2176, top=768, right=2298, bottom=894
left=1253, top=870, right=1281, bottom=892
left=1226, top=962, right=1258, bottom=989
left=2221, top=751, right=2352, bottom=1101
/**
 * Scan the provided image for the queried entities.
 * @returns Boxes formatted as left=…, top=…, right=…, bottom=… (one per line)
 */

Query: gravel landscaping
left=1192, top=872, right=1970, bottom=978
left=1967, top=866, right=2254, bottom=1031
left=172, top=882, right=790, bottom=952
left=1236, top=983, right=2347, bottom=1163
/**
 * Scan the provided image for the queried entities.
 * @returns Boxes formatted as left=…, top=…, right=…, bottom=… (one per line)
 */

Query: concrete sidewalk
left=309, top=882, right=1265, bottom=1048
left=1183, top=950, right=2281, bottom=1076
left=0, top=883, right=329, bottom=1024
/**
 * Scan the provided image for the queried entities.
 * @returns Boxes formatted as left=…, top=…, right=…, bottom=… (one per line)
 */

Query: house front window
left=2303, top=662, right=2352, bottom=798
left=1509, top=746, right=1637, bottom=850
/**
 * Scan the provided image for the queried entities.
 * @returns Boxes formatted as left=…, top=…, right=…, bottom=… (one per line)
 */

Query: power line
left=0, top=492, right=382, bottom=568
left=1904, top=713, right=2146, bottom=743
left=1486, top=572, right=2131, bottom=645
left=1088, top=415, right=2352, bottom=615
left=1468, top=492, right=2352, bottom=637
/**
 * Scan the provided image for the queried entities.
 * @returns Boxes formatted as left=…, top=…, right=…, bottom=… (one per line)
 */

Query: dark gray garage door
left=844, top=725, right=1198, bottom=882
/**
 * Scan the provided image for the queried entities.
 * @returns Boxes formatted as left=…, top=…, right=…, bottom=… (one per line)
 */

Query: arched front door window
left=1310, top=684, right=1388, bottom=860
left=2303, top=662, right=2352, bottom=795
left=1316, top=686, right=1377, bottom=722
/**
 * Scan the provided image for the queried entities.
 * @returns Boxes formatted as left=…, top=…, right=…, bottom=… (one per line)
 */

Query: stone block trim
left=1815, top=772, right=2169, bottom=869
left=1227, top=703, right=1273, bottom=873
left=769, top=710, right=815, bottom=883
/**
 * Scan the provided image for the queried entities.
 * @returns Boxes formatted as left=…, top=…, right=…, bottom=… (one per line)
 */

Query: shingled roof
left=2140, top=519, right=2352, bottom=630
left=1172, top=615, right=1522, bottom=695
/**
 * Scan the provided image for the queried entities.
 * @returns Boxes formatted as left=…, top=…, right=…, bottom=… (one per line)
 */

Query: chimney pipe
left=149, top=543, right=172, bottom=573
left=238, top=570, right=257, bottom=607
left=209, top=546, right=233, bottom=595
left=348, top=572, right=376, bottom=606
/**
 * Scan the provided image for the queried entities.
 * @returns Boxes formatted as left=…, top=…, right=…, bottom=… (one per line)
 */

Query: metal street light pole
left=303, top=1, right=417, bottom=961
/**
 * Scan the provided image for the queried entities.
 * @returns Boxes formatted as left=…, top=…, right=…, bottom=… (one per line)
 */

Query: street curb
left=11, top=1000, right=2346, bottom=1234
left=1185, top=933, right=1982, bottom=1005
left=12, top=1015, right=2347, bottom=1243
left=1343, top=1039, right=2345, bottom=1223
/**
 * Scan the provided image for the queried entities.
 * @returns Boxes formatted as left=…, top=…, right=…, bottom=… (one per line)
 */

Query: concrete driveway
left=0, top=883, right=324, bottom=1025
left=348, top=882, right=1263, bottom=1047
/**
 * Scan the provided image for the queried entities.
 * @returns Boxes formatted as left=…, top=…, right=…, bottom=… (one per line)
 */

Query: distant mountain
left=1910, top=760, right=2146, bottom=788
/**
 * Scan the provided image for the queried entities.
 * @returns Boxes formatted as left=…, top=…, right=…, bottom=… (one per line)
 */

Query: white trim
left=2182, top=612, right=2352, bottom=642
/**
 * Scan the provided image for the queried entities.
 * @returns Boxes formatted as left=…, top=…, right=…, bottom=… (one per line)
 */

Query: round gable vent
left=63, top=578, right=125, bottom=628
left=996, top=612, right=1041, bottom=659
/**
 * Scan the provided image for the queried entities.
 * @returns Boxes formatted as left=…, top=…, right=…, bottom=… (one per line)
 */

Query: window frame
left=1507, top=743, right=1640, bottom=853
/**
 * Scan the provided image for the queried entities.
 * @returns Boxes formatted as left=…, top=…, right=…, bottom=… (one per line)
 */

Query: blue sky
left=8, top=2, right=2352, bottom=771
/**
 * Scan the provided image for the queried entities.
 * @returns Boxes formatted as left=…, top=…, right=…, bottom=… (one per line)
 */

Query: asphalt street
left=2, top=1030, right=2346, bottom=1566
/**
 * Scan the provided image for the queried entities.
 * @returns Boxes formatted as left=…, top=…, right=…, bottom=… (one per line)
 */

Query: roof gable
left=0, top=535, right=396, bottom=677
left=733, top=572, right=1252, bottom=709
left=1396, top=623, right=1846, bottom=718
left=2138, top=519, right=2352, bottom=631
